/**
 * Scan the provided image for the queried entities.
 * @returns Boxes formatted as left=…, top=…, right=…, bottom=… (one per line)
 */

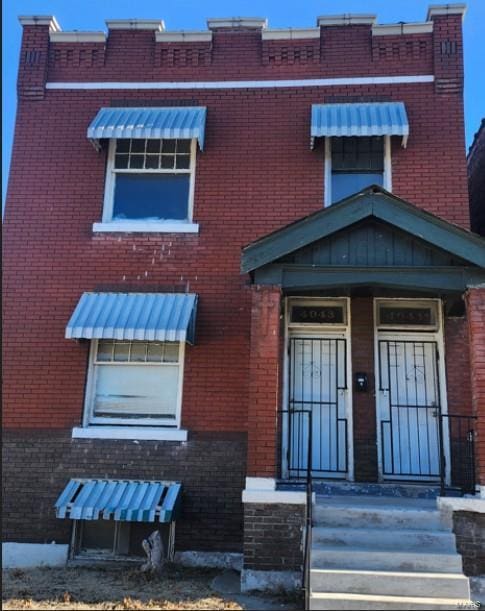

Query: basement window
left=71, top=520, right=170, bottom=562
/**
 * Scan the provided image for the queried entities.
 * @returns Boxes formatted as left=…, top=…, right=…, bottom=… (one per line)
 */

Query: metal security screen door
left=378, top=339, right=442, bottom=480
left=287, top=337, right=348, bottom=478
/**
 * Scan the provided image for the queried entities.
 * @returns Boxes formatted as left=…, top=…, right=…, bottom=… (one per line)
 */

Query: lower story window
left=85, top=340, right=184, bottom=427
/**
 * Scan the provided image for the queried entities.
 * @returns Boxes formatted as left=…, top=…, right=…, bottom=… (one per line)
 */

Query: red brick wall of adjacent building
left=466, top=288, right=485, bottom=487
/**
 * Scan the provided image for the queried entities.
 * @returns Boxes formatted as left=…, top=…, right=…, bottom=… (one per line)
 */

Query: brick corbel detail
left=466, top=287, right=485, bottom=486
left=247, top=285, right=282, bottom=477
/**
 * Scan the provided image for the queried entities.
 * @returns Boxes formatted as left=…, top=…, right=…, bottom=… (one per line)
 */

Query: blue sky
left=3, top=0, right=485, bottom=203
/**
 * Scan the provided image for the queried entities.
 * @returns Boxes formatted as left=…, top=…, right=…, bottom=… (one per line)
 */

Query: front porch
left=242, top=187, right=485, bottom=494
left=240, top=187, right=485, bottom=603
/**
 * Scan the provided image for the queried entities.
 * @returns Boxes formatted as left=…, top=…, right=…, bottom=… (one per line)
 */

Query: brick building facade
left=468, top=119, right=485, bottom=236
left=3, top=4, right=485, bottom=595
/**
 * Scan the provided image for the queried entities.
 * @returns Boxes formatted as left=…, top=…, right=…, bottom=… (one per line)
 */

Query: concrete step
left=311, top=545, right=463, bottom=573
left=311, top=526, right=456, bottom=552
left=312, top=482, right=441, bottom=500
left=309, top=592, right=471, bottom=610
left=310, top=568, right=470, bottom=599
left=313, top=497, right=446, bottom=531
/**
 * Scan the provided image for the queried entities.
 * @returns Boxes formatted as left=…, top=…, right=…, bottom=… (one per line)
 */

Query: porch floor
left=276, top=481, right=445, bottom=499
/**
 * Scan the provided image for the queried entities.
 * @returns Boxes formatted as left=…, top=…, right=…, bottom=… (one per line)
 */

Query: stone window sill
left=92, top=221, right=199, bottom=234
left=71, top=426, right=188, bottom=441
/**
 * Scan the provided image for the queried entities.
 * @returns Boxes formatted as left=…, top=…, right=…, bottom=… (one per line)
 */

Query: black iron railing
left=302, top=410, right=312, bottom=611
left=279, top=408, right=348, bottom=480
left=439, top=414, right=477, bottom=496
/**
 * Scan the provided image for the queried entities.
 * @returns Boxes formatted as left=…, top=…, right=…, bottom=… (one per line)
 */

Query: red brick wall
left=3, top=15, right=471, bottom=436
left=466, top=288, right=485, bottom=486
left=444, top=316, right=473, bottom=417
left=247, top=286, right=281, bottom=477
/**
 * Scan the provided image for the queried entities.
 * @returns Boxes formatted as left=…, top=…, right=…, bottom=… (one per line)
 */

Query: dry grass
left=2, top=564, right=244, bottom=610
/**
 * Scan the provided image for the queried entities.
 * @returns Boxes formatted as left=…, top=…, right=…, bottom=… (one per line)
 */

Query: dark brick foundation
left=2, top=429, right=246, bottom=552
left=243, top=503, right=304, bottom=572
left=453, top=511, right=485, bottom=576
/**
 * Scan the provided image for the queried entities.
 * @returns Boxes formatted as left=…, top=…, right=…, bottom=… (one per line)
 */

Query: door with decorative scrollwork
left=288, top=336, right=348, bottom=478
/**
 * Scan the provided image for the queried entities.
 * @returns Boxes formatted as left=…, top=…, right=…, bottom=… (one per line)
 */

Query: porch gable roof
left=241, top=186, right=485, bottom=275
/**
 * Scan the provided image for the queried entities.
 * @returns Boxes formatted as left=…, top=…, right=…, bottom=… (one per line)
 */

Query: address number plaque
left=291, top=305, right=344, bottom=324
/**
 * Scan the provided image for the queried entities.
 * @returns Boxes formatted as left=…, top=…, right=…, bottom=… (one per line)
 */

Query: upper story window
left=325, top=135, right=391, bottom=206
left=325, top=136, right=392, bottom=206
left=310, top=102, right=409, bottom=207
left=331, top=137, right=384, bottom=203
left=100, top=138, right=197, bottom=230
left=87, top=106, right=207, bottom=234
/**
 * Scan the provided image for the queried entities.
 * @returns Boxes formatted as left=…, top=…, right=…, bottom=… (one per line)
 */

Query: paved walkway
left=211, top=570, right=301, bottom=611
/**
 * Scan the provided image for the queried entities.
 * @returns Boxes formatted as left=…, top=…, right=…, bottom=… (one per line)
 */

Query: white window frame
left=93, top=138, right=199, bottom=233
left=82, top=340, right=186, bottom=428
left=282, top=297, right=354, bottom=482
left=375, top=298, right=440, bottom=332
left=324, top=135, right=392, bottom=207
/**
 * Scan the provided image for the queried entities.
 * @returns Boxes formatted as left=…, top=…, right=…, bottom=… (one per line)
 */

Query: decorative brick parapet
left=17, top=22, right=52, bottom=100
left=466, top=287, right=485, bottom=486
left=2, top=430, right=246, bottom=552
left=453, top=511, right=485, bottom=576
left=243, top=503, right=305, bottom=572
left=247, top=286, right=282, bottom=478
left=430, top=13, right=464, bottom=94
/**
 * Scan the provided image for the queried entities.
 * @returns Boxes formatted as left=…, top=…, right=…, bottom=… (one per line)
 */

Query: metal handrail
left=439, top=413, right=477, bottom=496
left=302, top=410, right=313, bottom=610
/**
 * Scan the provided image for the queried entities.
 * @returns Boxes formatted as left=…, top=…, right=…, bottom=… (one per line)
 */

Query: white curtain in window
left=94, top=365, right=179, bottom=418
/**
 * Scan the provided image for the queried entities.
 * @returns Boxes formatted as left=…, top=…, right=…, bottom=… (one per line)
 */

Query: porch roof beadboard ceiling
left=65, top=292, right=198, bottom=344
left=241, top=186, right=485, bottom=292
left=310, top=102, right=409, bottom=148
left=87, top=106, right=207, bottom=150
left=55, top=479, right=182, bottom=523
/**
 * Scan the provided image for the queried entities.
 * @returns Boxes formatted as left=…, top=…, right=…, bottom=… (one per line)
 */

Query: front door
left=377, top=337, right=443, bottom=480
left=287, top=335, right=348, bottom=478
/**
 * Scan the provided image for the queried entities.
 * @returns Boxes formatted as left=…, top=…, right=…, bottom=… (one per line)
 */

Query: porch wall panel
left=351, top=297, right=378, bottom=482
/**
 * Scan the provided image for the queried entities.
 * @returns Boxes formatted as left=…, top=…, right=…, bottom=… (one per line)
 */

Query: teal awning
left=87, top=106, right=207, bottom=150
left=55, top=479, right=182, bottom=523
left=65, top=292, right=198, bottom=344
left=311, top=102, right=409, bottom=147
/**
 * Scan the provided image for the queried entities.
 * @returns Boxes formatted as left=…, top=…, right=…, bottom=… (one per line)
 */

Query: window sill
left=92, top=221, right=199, bottom=234
left=72, top=426, right=188, bottom=441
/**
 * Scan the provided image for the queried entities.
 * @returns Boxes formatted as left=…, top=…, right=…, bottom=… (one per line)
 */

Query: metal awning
left=55, top=479, right=182, bottom=523
left=65, top=292, right=198, bottom=343
left=311, top=102, right=409, bottom=147
left=87, top=106, right=207, bottom=150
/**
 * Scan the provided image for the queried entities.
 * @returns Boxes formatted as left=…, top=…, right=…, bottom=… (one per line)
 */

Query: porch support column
left=466, top=286, right=485, bottom=492
left=247, top=284, right=282, bottom=478
left=242, top=285, right=305, bottom=593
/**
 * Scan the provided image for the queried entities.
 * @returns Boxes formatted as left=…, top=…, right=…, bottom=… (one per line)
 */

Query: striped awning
left=311, top=102, right=409, bottom=147
left=87, top=107, right=207, bottom=150
left=55, top=479, right=182, bottom=523
left=65, top=292, right=197, bottom=343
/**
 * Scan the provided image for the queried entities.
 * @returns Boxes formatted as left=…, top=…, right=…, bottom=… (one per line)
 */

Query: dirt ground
left=2, top=564, right=293, bottom=610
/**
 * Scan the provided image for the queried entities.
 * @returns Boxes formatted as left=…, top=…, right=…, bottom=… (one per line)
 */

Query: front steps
left=310, top=495, right=470, bottom=610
